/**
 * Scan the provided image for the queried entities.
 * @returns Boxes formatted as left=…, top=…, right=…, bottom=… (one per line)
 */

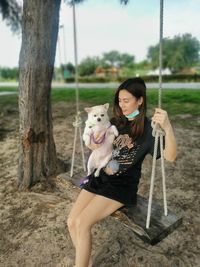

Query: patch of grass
left=146, top=89, right=200, bottom=116
left=51, top=88, right=76, bottom=102
left=51, top=87, right=116, bottom=104
left=52, top=88, right=199, bottom=127
left=0, top=95, right=18, bottom=109
left=0, top=87, right=18, bottom=92
left=0, top=87, right=199, bottom=123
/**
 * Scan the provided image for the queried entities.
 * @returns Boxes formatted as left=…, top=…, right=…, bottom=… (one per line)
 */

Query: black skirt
left=82, top=169, right=139, bottom=206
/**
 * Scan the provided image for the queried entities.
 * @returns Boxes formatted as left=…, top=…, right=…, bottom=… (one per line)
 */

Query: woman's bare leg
left=67, top=189, right=96, bottom=247
left=75, top=195, right=124, bottom=267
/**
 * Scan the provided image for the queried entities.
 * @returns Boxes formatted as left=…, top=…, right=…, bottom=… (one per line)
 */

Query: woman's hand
left=152, top=108, right=171, bottom=132
left=88, top=142, right=101, bottom=150
left=87, top=132, right=103, bottom=150
left=152, top=108, right=177, bottom=162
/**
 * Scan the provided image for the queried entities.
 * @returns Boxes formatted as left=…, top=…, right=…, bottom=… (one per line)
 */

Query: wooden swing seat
left=61, top=172, right=182, bottom=245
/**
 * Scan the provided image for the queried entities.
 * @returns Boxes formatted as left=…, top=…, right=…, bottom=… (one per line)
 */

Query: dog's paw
left=82, top=134, right=87, bottom=142
left=94, top=169, right=100, bottom=177
left=111, top=125, right=119, bottom=136
left=85, top=140, right=90, bottom=146
left=84, top=136, right=90, bottom=146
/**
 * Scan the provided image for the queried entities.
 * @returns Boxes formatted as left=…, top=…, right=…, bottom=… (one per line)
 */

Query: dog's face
left=85, top=103, right=110, bottom=126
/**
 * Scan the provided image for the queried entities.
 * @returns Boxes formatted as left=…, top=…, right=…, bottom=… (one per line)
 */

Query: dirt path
left=0, top=102, right=199, bottom=267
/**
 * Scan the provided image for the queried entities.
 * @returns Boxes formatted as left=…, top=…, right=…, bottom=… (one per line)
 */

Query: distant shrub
left=64, top=74, right=200, bottom=83
left=64, top=76, right=117, bottom=83
left=137, top=74, right=200, bottom=83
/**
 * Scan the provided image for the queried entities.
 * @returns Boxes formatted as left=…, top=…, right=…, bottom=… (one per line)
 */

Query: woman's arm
left=152, top=108, right=177, bottom=162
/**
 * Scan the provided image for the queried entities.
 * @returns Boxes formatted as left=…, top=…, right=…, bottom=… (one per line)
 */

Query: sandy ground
left=0, top=101, right=199, bottom=267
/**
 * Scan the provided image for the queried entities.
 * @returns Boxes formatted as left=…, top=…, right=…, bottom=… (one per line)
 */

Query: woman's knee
left=67, top=215, right=88, bottom=231
left=67, top=209, right=95, bottom=235
left=67, top=216, right=77, bottom=232
left=75, top=214, right=93, bottom=234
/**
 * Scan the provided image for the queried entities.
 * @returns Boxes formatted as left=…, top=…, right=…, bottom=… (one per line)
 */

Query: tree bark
left=18, top=0, right=61, bottom=189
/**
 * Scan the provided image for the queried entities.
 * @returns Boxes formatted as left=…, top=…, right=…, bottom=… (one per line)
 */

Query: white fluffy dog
left=83, top=103, right=118, bottom=177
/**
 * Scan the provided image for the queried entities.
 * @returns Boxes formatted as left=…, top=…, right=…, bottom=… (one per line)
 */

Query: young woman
left=67, top=77, right=177, bottom=267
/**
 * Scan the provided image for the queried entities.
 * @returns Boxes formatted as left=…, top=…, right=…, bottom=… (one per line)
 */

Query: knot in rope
left=72, top=112, right=82, bottom=128
left=151, top=121, right=165, bottom=137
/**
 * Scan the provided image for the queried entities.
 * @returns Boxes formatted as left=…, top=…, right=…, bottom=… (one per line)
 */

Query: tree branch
left=0, top=0, right=22, bottom=33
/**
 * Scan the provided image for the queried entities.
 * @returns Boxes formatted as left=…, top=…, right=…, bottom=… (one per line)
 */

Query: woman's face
left=118, top=89, right=142, bottom=116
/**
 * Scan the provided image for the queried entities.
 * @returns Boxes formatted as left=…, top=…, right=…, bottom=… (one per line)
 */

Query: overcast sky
left=0, top=0, right=199, bottom=68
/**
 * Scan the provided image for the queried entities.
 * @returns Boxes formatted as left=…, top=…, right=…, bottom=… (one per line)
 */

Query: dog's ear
left=103, top=103, right=109, bottom=111
left=85, top=107, right=92, bottom=113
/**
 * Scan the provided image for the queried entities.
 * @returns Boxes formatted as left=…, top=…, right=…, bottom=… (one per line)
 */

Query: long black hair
left=113, top=77, right=147, bottom=140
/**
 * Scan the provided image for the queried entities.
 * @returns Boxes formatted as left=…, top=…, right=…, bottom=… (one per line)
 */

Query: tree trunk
left=18, top=0, right=61, bottom=189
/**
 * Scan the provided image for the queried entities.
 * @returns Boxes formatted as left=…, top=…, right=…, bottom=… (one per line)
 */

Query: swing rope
left=146, top=0, right=167, bottom=229
left=70, top=1, right=86, bottom=177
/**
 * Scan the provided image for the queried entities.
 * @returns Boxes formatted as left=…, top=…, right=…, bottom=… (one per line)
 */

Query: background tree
left=147, top=33, right=200, bottom=73
left=61, top=62, right=75, bottom=79
left=1, top=0, right=129, bottom=189
left=78, top=56, right=101, bottom=76
left=120, top=53, right=135, bottom=67
left=102, top=50, right=122, bottom=67
left=102, top=50, right=135, bottom=68
left=65, top=62, right=75, bottom=75
left=0, top=67, right=19, bottom=80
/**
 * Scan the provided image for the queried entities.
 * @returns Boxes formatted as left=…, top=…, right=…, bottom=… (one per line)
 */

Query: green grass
left=51, top=88, right=200, bottom=118
left=0, top=87, right=18, bottom=92
left=0, top=87, right=199, bottom=121
left=0, top=95, right=18, bottom=109
left=146, top=89, right=200, bottom=116
left=52, top=88, right=116, bottom=104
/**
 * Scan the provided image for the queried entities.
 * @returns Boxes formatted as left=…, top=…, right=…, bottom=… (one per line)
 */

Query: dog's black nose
left=97, top=118, right=101, bottom=122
